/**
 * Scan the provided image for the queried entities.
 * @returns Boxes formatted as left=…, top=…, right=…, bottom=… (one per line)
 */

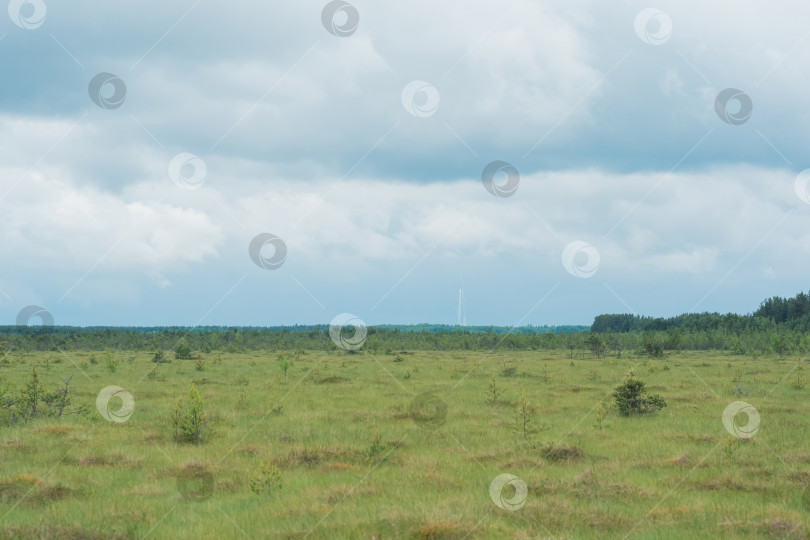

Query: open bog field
left=1, top=349, right=809, bottom=539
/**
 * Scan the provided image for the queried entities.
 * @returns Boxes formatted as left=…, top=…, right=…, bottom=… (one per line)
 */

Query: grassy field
left=0, top=348, right=809, bottom=539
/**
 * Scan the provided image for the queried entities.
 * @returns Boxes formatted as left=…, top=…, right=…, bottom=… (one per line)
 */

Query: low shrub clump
left=613, top=378, right=666, bottom=416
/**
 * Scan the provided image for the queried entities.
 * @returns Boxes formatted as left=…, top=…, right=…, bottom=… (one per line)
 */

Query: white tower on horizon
left=457, top=284, right=466, bottom=326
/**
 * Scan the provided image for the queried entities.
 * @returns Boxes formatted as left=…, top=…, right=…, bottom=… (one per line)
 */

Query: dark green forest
left=2, top=291, right=810, bottom=357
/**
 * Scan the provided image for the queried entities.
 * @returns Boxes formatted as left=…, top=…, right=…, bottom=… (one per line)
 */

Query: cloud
left=6, top=0, right=810, bottom=184
left=1, top=0, right=809, bottom=324
left=3, top=160, right=800, bottom=291
left=0, top=170, right=224, bottom=275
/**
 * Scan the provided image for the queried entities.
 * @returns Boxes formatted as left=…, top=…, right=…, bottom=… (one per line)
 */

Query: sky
left=2, top=0, right=810, bottom=327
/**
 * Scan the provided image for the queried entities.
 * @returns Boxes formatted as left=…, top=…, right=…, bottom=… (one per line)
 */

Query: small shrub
left=595, top=402, right=608, bottom=430
left=173, top=383, right=208, bottom=444
left=194, top=355, right=205, bottom=372
left=613, top=378, right=666, bottom=416
left=250, top=461, right=283, bottom=495
left=153, top=350, right=169, bottom=363
left=18, top=365, right=42, bottom=419
left=485, top=375, right=502, bottom=405
left=105, top=354, right=119, bottom=374
left=365, top=433, right=386, bottom=464
left=89, top=353, right=97, bottom=365
left=49, top=376, right=74, bottom=420
left=278, top=356, right=290, bottom=383
left=175, top=338, right=193, bottom=360
left=513, top=388, right=544, bottom=441
left=791, top=373, right=806, bottom=390
left=724, top=380, right=750, bottom=397
left=721, top=436, right=746, bottom=459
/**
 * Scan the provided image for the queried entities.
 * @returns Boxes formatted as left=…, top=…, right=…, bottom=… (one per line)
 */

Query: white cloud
left=8, top=164, right=806, bottom=275
left=2, top=0, right=809, bottom=323
left=0, top=171, right=224, bottom=273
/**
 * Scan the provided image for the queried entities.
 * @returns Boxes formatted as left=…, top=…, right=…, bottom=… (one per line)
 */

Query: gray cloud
left=2, top=0, right=809, bottom=324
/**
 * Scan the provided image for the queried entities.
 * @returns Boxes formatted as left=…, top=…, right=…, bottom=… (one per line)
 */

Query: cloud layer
left=1, top=0, right=809, bottom=325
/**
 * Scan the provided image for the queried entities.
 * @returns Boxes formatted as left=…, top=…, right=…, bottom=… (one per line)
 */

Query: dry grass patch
left=317, top=376, right=347, bottom=384
left=667, top=454, right=690, bottom=467
left=0, top=439, right=31, bottom=451
left=71, top=453, right=139, bottom=468
left=541, top=444, right=584, bottom=463
left=38, top=425, right=75, bottom=435
left=0, top=474, right=75, bottom=504
left=1, top=524, right=118, bottom=540
left=417, top=520, right=469, bottom=539
left=322, top=462, right=360, bottom=472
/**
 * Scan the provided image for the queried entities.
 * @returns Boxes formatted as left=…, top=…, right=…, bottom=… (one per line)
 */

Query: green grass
left=0, top=349, right=809, bottom=539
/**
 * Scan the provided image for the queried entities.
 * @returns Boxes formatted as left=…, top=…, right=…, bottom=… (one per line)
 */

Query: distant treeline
left=373, top=324, right=587, bottom=334
left=592, top=291, right=810, bottom=334
left=0, top=325, right=589, bottom=354
left=2, top=291, right=809, bottom=357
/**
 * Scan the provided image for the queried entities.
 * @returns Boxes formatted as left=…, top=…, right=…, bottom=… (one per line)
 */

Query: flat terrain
left=0, top=349, right=808, bottom=539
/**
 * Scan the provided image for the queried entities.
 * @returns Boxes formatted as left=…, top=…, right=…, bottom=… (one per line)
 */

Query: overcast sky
left=2, top=0, right=809, bottom=327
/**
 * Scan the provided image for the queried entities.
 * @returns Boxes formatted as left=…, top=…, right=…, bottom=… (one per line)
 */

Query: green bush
left=105, top=351, right=119, bottom=374
left=172, top=383, right=208, bottom=444
left=613, top=378, right=666, bottom=416
left=250, top=461, right=282, bottom=495
left=17, top=365, right=42, bottom=419
left=278, top=355, right=290, bottom=382
left=175, top=338, right=193, bottom=360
